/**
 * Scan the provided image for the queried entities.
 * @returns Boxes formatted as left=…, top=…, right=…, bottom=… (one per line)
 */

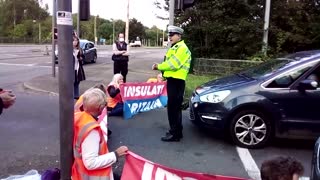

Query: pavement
left=23, top=51, right=163, bottom=95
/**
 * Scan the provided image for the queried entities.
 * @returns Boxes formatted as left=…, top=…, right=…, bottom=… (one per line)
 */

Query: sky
left=42, top=0, right=169, bottom=30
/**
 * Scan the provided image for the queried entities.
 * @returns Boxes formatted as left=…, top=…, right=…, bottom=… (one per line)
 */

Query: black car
left=55, top=39, right=97, bottom=64
left=311, top=137, right=320, bottom=180
left=189, top=50, right=320, bottom=148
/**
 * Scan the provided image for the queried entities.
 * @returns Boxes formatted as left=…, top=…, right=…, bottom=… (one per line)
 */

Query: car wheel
left=92, top=54, right=97, bottom=63
left=229, top=110, right=272, bottom=149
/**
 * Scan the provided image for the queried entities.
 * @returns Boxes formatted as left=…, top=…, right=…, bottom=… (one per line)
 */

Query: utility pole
left=262, top=0, right=271, bottom=55
left=162, top=29, right=165, bottom=47
left=112, top=19, right=115, bottom=43
left=125, top=0, right=130, bottom=44
left=168, top=0, right=175, bottom=48
left=39, top=23, right=41, bottom=44
left=94, top=15, right=97, bottom=45
left=57, top=0, right=73, bottom=179
left=156, top=28, right=159, bottom=46
left=169, top=0, right=174, bottom=26
left=77, top=0, right=80, bottom=37
left=52, top=0, right=57, bottom=77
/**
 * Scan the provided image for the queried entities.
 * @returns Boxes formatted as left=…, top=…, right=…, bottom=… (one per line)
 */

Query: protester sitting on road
left=0, top=89, right=16, bottom=115
left=260, top=156, right=304, bottom=180
left=72, top=88, right=128, bottom=180
left=74, top=83, right=107, bottom=112
left=107, top=73, right=124, bottom=116
left=147, top=73, right=164, bottom=83
left=74, top=83, right=112, bottom=141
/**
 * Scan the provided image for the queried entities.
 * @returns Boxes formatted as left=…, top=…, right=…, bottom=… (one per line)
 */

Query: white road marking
left=236, top=147, right=261, bottom=180
left=236, top=146, right=310, bottom=180
left=0, top=62, right=51, bottom=68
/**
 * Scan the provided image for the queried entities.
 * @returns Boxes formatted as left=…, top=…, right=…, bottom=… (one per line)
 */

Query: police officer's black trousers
left=166, top=77, right=185, bottom=137
left=113, top=60, right=128, bottom=82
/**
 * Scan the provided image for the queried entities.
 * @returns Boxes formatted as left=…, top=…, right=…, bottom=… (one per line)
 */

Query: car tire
left=92, top=54, right=97, bottom=63
left=229, top=110, right=272, bottom=149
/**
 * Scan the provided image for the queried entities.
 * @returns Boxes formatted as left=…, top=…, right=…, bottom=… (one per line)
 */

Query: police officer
left=152, top=25, right=191, bottom=142
left=112, top=33, right=129, bottom=82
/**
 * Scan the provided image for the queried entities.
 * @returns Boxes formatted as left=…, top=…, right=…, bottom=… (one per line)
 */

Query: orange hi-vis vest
left=72, top=111, right=111, bottom=180
left=106, top=85, right=122, bottom=108
left=74, top=95, right=84, bottom=112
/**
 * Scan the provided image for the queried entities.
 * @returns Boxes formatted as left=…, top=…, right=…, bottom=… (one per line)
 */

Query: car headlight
left=199, top=90, right=231, bottom=103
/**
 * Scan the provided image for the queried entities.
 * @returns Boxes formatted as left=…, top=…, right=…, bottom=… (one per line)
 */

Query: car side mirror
left=298, top=79, right=318, bottom=91
left=311, top=137, right=320, bottom=180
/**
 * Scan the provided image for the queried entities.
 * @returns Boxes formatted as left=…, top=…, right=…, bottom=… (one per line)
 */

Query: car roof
left=283, top=50, right=320, bottom=61
left=80, top=39, right=93, bottom=44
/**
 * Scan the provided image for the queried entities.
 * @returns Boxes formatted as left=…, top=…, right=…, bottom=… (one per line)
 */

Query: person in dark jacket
left=0, top=89, right=16, bottom=115
left=106, top=74, right=124, bottom=116
left=73, top=36, right=86, bottom=100
left=112, top=33, right=129, bottom=83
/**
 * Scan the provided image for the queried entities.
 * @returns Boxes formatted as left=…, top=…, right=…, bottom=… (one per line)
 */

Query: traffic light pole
left=57, top=0, right=74, bottom=179
left=52, top=0, right=57, bottom=77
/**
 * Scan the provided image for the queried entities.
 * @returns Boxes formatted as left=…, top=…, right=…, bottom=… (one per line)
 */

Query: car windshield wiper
left=236, top=73, right=255, bottom=80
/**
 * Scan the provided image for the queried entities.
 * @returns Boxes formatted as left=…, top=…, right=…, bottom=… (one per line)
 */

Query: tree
left=129, top=18, right=146, bottom=41
left=0, top=0, right=49, bottom=37
left=159, top=0, right=320, bottom=59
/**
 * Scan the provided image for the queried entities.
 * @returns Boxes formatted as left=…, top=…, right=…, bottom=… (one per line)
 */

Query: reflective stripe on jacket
left=157, top=40, right=191, bottom=80
left=106, top=85, right=122, bottom=108
left=72, top=111, right=111, bottom=180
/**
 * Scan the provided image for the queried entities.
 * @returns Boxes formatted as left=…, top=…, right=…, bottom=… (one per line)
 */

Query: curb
left=23, top=82, right=59, bottom=96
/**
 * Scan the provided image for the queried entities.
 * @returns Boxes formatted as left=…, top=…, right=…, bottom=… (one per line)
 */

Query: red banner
left=121, top=152, right=248, bottom=180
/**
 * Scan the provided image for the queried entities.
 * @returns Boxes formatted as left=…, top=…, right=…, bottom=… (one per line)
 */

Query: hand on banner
left=152, top=63, right=158, bottom=70
left=116, top=146, right=129, bottom=156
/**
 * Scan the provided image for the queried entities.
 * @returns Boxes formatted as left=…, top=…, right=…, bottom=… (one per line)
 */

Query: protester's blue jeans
left=74, top=82, right=80, bottom=99
left=108, top=103, right=123, bottom=116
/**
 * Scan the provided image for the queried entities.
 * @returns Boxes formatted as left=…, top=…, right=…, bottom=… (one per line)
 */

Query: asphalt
left=23, top=57, right=160, bottom=95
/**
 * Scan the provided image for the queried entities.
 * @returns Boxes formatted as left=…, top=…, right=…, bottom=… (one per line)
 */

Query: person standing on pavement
left=0, top=89, right=16, bottom=115
left=72, top=88, right=128, bottom=180
left=112, top=33, right=129, bottom=83
left=152, top=25, right=191, bottom=142
left=73, top=35, right=86, bottom=100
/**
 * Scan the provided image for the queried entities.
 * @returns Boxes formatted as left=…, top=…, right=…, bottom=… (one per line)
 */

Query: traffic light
left=80, top=0, right=90, bottom=21
left=175, top=0, right=195, bottom=11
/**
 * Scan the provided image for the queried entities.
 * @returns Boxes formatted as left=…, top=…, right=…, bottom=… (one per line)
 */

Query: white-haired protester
left=106, top=73, right=124, bottom=116
left=72, top=88, right=128, bottom=180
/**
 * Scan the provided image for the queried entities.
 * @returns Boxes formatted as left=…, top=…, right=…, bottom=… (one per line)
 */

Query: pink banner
left=121, top=152, right=248, bottom=180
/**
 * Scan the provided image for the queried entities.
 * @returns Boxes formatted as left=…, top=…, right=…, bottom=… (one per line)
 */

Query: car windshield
left=79, top=41, right=86, bottom=49
left=240, top=58, right=295, bottom=79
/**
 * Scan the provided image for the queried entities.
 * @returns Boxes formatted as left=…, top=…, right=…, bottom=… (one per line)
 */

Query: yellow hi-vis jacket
left=157, top=40, right=191, bottom=81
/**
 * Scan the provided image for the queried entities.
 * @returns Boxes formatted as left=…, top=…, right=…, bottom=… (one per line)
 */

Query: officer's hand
left=0, top=91, right=16, bottom=109
left=152, top=64, right=158, bottom=70
left=115, top=146, right=128, bottom=157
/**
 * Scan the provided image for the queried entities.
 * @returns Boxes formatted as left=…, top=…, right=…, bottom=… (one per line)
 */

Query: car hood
left=196, top=74, right=254, bottom=94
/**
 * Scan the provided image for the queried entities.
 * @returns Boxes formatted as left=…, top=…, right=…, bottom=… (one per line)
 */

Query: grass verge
left=184, top=74, right=216, bottom=103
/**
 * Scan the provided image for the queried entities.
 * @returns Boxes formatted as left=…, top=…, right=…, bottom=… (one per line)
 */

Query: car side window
left=266, top=64, right=314, bottom=88
left=88, top=43, right=94, bottom=49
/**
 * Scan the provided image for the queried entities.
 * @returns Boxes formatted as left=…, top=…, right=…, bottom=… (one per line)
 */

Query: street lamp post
left=262, top=0, right=271, bottom=55
left=125, top=0, right=130, bottom=44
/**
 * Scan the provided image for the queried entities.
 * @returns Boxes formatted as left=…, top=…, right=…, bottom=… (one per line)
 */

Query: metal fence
left=193, top=58, right=262, bottom=76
